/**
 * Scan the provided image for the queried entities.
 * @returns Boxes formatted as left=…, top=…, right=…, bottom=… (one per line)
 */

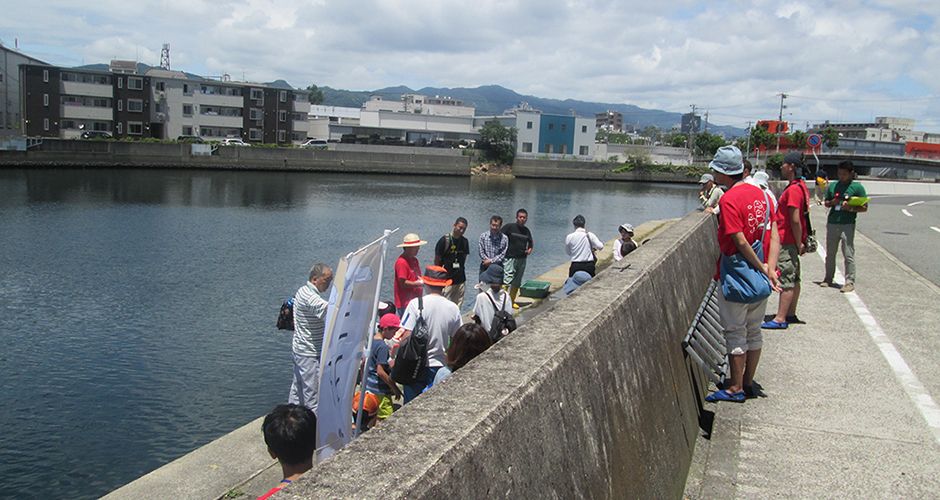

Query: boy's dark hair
left=262, top=404, right=317, bottom=465
left=516, top=208, right=528, bottom=217
left=455, top=217, right=468, bottom=226
left=446, top=323, right=492, bottom=370
left=838, top=160, right=855, bottom=171
left=572, top=215, right=585, bottom=228
left=490, top=215, right=502, bottom=225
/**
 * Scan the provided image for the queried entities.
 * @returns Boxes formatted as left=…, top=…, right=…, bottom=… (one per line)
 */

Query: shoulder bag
left=719, top=188, right=772, bottom=304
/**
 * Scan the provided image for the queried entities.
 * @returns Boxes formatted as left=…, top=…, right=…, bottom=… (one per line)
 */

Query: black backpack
left=486, top=291, right=517, bottom=343
left=391, top=296, right=429, bottom=385
left=276, top=297, right=294, bottom=331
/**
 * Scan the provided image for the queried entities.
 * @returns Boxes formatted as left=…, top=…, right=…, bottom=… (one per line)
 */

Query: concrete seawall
left=513, top=158, right=701, bottom=183
left=0, top=141, right=471, bottom=176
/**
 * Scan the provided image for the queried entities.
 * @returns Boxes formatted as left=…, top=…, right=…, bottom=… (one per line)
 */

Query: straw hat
left=397, top=233, right=428, bottom=248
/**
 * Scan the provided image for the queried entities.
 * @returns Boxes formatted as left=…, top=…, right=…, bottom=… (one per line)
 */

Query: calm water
left=0, top=168, right=700, bottom=499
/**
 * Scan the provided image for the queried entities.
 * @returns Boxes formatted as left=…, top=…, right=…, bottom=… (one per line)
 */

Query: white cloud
left=3, top=0, right=939, bottom=131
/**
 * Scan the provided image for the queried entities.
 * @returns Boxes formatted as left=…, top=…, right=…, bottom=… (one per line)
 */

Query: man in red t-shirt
left=763, top=152, right=809, bottom=329
left=706, top=146, right=781, bottom=403
left=394, top=233, right=427, bottom=315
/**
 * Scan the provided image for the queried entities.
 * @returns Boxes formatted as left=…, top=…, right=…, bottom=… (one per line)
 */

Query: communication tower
left=160, top=43, right=170, bottom=70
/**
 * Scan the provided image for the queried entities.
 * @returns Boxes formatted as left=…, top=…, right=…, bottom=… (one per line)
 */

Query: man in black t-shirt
left=435, top=217, right=470, bottom=307
left=500, top=209, right=534, bottom=309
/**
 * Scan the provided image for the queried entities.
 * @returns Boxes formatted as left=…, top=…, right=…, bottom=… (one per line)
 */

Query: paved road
left=856, top=194, right=940, bottom=287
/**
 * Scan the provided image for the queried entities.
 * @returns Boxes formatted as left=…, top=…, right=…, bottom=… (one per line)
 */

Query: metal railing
left=682, top=280, right=727, bottom=386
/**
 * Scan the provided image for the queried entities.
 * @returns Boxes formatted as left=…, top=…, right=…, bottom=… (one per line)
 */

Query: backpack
left=485, top=291, right=517, bottom=343
left=391, top=295, right=429, bottom=385
left=276, top=297, right=294, bottom=330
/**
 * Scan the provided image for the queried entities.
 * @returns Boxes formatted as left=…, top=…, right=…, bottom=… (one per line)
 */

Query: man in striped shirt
left=289, top=263, right=334, bottom=415
left=478, top=215, right=508, bottom=278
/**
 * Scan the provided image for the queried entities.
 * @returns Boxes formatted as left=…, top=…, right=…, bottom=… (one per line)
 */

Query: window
left=128, top=122, right=143, bottom=135
left=116, top=122, right=122, bottom=134
left=249, top=108, right=262, bottom=121
left=183, top=83, right=192, bottom=95
left=279, top=91, right=287, bottom=102
left=118, top=77, right=122, bottom=89
left=291, top=113, right=306, bottom=121
left=580, top=145, right=589, bottom=155
left=582, top=125, right=587, bottom=133
left=278, top=130, right=286, bottom=142
left=92, top=98, right=110, bottom=107
left=128, top=77, right=143, bottom=90
left=278, top=110, right=287, bottom=122
left=545, top=144, right=553, bottom=153
left=128, top=99, right=143, bottom=112
left=43, top=118, right=49, bottom=130
left=154, top=103, right=164, bottom=113
left=93, top=122, right=110, bottom=132
left=548, top=123, right=554, bottom=130
left=155, top=81, right=165, bottom=91
left=250, top=89, right=263, bottom=101
left=182, top=104, right=193, bottom=116
left=560, top=144, right=568, bottom=154
left=44, top=94, right=49, bottom=106
left=561, top=124, right=567, bottom=132
left=249, top=128, right=262, bottom=141
left=118, top=100, right=123, bottom=111
left=182, top=126, right=193, bottom=135
left=527, top=121, right=533, bottom=129
left=522, top=142, right=533, bottom=153
left=43, top=70, right=49, bottom=82
left=61, top=120, right=76, bottom=129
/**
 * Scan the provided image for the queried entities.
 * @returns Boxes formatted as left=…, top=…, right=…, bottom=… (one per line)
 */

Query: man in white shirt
left=289, top=263, right=333, bottom=415
left=398, top=266, right=462, bottom=404
left=472, top=264, right=511, bottom=333
left=565, top=214, right=604, bottom=277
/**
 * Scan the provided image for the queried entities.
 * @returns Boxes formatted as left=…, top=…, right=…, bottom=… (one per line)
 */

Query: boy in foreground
left=258, top=404, right=317, bottom=499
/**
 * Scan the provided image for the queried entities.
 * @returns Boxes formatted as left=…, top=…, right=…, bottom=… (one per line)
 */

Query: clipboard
left=847, top=196, right=870, bottom=207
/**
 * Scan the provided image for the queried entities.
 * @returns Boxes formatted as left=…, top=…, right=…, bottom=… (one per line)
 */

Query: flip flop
left=785, top=315, right=804, bottom=324
left=761, top=320, right=788, bottom=329
left=705, top=390, right=745, bottom=403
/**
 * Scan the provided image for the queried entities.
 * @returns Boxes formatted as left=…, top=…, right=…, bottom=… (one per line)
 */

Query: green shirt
left=826, top=181, right=867, bottom=225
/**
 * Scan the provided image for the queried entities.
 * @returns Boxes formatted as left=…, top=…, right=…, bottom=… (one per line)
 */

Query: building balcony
left=61, top=81, right=113, bottom=98
left=196, top=114, right=244, bottom=128
left=61, top=104, right=113, bottom=121
left=192, top=94, right=244, bottom=108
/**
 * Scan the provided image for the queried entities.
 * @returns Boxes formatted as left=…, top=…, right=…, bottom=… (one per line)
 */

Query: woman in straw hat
left=394, top=233, right=427, bottom=315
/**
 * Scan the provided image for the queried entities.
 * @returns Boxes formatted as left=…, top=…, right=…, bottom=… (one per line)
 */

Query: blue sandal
left=705, top=390, right=745, bottom=403
left=761, top=320, right=787, bottom=329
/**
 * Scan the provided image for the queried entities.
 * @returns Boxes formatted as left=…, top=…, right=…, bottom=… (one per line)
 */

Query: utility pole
left=688, top=104, right=697, bottom=158
left=776, top=93, right=788, bottom=153
left=745, top=120, right=752, bottom=160
left=704, top=111, right=709, bottom=134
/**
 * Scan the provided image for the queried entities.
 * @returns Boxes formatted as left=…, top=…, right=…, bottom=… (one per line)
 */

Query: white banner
left=315, top=231, right=390, bottom=462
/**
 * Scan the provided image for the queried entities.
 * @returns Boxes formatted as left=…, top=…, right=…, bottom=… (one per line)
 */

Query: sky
left=3, top=0, right=940, bottom=132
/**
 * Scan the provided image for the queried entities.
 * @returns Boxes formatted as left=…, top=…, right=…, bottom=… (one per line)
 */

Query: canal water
left=0, top=168, right=701, bottom=500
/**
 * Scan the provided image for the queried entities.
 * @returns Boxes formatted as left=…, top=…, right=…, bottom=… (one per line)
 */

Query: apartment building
left=19, top=62, right=310, bottom=144
left=1, top=44, right=49, bottom=137
left=476, top=109, right=595, bottom=159
left=595, top=110, right=623, bottom=131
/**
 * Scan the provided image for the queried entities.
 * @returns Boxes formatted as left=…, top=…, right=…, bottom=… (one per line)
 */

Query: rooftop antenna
left=160, top=43, right=170, bottom=70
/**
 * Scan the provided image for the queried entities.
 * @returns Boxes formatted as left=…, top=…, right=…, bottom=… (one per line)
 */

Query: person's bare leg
left=743, top=349, right=762, bottom=388
left=772, top=288, right=795, bottom=323
left=726, top=353, right=746, bottom=394
left=787, top=282, right=801, bottom=317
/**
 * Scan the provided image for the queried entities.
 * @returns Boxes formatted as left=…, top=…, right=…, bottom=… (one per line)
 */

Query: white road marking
left=932, top=226, right=940, bottom=234
left=815, top=249, right=940, bottom=445
left=902, top=209, right=913, bottom=217
left=908, top=201, right=925, bottom=206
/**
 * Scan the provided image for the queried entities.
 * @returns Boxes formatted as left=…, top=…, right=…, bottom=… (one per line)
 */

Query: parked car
left=177, top=135, right=205, bottom=143
left=81, top=131, right=112, bottom=140
left=301, top=139, right=328, bottom=149
left=220, top=138, right=249, bottom=146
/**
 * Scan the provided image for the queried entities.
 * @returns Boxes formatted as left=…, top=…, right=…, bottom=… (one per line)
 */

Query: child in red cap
left=363, top=313, right=403, bottom=425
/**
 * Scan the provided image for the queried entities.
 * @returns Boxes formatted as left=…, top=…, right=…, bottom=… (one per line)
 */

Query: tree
left=305, top=84, right=325, bottom=105
left=788, top=130, right=808, bottom=150
left=663, top=131, right=688, bottom=148
left=478, top=119, right=517, bottom=165
left=693, top=132, right=727, bottom=156
left=640, top=125, right=662, bottom=145
left=821, top=126, right=840, bottom=148
left=750, top=126, right=776, bottom=151
left=766, top=153, right=785, bottom=170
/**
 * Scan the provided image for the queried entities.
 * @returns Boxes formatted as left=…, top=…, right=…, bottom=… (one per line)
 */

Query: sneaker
left=819, top=280, right=833, bottom=287
left=841, top=283, right=855, bottom=293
